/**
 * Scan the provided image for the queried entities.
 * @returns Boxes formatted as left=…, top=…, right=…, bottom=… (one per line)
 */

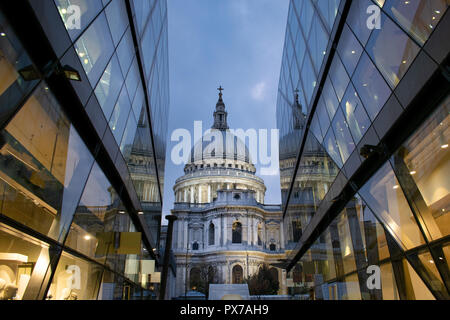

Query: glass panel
left=104, top=212, right=139, bottom=276
left=0, top=223, right=55, bottom=300
left=336, top=211, right=357, bottom=274
left=343, top=273, right=361, bottom=300
left=391, top=95, right=450, bottom=241
left=0, top=14, right=37, bottom=97
left=346, top=0, right=375, bottom=46
left=359, top=162, right=426, bottom=250
left=125, top=58, right=140, bottom=102
left=366, top=12, right=421, bottom=88
left=109, top=86, right=131, bottom=144
left=322, top=78, right=339, bottom=121
left=315, top=0, right=340, bottom=31
left=120, top=112, right=138, bottom=162
left=324, top=128, right=343, bottom=168
left=384, top=0, right=449, bottom=46
left=337, top=24, right=363, bottom=78
left=94, top=54, right=124, bottom=120
left=116, top=28, right=135, bottom=77
left=360, top=200, right=390, bottom=262
left=104, top=0, right=129, bottom=46
left=380, top=262, right=400, bottom=300
left=308, top=14, right=329, bottom=73
left=341, top=82, right=370, bottom=144
left=75, top=13, right=114, bottom=87
left=329, top=56, right=349, bottom=102
left=47, top=251, right=103, bottom=300
left=416, top=249, right=447, bottom=295
left=64, top=162, right=120, bottom=263
left=401, top=259, right=435, bottom=300
left=54, top=0, right=103, bottom=41
left=299, top=0, right=314, bottom=37
left=317, top=95, right=331, bottom=138
left=0, top=83, right=94, bottom=242
left=352, top=52, right=391, bottom=121
left=332, top=107, right=355, bottom=164
left=300, top=53, right=317, bottom=106
left=323, top=228, right=337, bottom=281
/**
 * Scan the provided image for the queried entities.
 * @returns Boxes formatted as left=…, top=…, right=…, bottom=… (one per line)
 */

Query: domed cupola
left=173, top=86, right=267, bottom=204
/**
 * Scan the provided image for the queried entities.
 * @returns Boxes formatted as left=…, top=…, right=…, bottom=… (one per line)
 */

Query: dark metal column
left=159, top=215, right=177, bottom=300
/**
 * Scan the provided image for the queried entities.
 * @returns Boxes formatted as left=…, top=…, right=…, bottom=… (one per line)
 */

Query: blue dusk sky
left=162, top=0, right=290, bottom=217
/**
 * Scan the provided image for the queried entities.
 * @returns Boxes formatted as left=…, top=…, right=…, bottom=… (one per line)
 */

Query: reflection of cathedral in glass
left=279, top=91, right=337, bottom=250
left=171, top=90, right=287, bottom=297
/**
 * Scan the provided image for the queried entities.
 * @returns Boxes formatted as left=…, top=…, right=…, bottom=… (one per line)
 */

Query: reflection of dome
left=189, top=129, right=251, bottom=164
left=279, top=130, right=325, bottom=161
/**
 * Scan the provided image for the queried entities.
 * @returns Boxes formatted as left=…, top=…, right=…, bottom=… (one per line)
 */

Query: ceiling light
left=435, top=10, right=441, bottom=14
left=0, top=32, right=6, bottom=37
left=409, top=170, right=416, bottom=175
left=84, top=235, right=91, bottom=240
left=351, top=50, right=356, bottom=54
left=119, top=210, right=126, bottom=214
left=393, top=185, right=399, bottom=189
left=61, top=8, right=67, bottom=14
left=138, top=211, right=144, bottom=215
left=429, top=260, right=434, bottom=264
left=442, top=144, right=449, bottom=149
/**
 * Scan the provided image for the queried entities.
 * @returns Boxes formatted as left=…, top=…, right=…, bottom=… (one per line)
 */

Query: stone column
left=207, top=184, right=211, bottom=203
left=247, top=214, right=250, bottom=246
left=190, top=186, right=194, bottom=203
left=183, top=188, right=187, bottom=202
left=199, top=185, right=203, bottom=203
left=178, top=219, right=183, bottom=249
left=223, top=215, right=227, bottom=245
left=280, top=219, right=285, bottom=249
left=184, top=219, right=189, bottom=249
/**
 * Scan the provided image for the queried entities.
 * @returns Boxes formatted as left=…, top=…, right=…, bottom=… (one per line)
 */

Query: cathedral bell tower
left=212, top=86, right=229, bottom=130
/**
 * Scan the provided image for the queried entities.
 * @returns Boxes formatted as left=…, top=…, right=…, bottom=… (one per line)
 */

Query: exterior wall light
left=18, top=63, right=81, bottom=81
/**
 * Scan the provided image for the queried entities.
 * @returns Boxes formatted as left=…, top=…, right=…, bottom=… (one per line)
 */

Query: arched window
left=209, top=223, right=215, bottom=245
left=257, top=224, right=262, bottom=246
left=232, top=265, right=243, bottom=284
left=189, top=267, right=201, bottom=290
left=292, top=220, right=302, bottom=242
left=192, top=242, right=199, bottom=250
left=269, top=267, right=278, bottom=283
left=232, top=222, right=242, bottom=243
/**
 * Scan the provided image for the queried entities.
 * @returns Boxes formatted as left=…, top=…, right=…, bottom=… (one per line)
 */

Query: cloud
left=251, top=81, right=266, bottom=101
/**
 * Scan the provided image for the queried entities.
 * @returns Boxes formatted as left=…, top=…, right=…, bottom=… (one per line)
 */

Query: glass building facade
left=0, top=0, right=170, bottom=300
left=278, top=0, right=450, bottom=299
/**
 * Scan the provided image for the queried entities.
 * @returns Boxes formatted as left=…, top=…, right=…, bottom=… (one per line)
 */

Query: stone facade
left=171, top=91, right=288, bottom=298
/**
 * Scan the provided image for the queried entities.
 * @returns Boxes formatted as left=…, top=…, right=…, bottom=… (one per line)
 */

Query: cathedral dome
left=188, top=129, right=252, bottom=164
left=173, top=87, right=266, bottom=204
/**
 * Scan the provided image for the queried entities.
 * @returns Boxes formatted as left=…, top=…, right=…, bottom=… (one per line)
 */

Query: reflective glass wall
left=278, top=0, right=450, bottom=299
left=0, top=0, right=169, bottom=300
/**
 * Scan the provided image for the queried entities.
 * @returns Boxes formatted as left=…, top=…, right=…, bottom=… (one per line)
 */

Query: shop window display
left=0, top=223, right=57, bottom=300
